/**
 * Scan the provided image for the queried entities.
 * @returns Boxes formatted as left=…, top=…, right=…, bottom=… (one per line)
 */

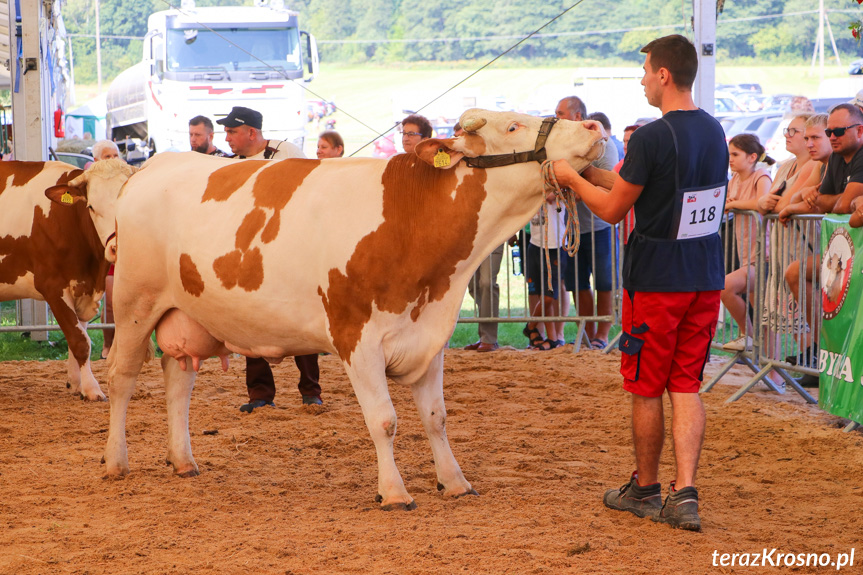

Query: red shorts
left=619, top=290, right=720, bottom=397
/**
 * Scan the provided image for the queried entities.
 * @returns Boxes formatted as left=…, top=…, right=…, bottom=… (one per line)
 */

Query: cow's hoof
left=176, top=467, right=200, bottom=478
left=452, top=488, right=479, bottom=498
left=102, top=470, right=129, bottom=481
left=438, top=483, right=479, bottom=498
left=78, top=392, right=107, bottom=402
left=381, top=500, right=417, bottom=511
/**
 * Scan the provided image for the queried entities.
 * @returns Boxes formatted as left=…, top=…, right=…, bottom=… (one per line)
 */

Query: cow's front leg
left=47, top=295, right=105, bottom=401
left=343, top=351, right=415, bottom=510
left=104, top=312, right=157, bottom=478
left=407, top=349, right=476, bottom=499
left=162, top=354, right=199, bottom=477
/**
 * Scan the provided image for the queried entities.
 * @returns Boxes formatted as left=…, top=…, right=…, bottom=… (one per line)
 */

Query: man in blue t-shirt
left=553, top=35, right=728, bottom=532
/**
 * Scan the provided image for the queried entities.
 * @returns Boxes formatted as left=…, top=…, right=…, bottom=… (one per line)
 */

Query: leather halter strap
left=463, top=117, right=558, bottom=169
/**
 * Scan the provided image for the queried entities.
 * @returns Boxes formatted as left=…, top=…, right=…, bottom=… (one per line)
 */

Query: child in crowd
left=720, top=134, right=775, bottom=352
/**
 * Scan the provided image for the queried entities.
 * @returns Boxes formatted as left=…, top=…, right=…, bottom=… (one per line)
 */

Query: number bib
left=676, top=184, right=725, bottom=239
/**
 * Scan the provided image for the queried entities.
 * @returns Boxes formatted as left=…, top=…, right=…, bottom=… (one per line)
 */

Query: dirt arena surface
left=0, top=347, right=860, bottom=574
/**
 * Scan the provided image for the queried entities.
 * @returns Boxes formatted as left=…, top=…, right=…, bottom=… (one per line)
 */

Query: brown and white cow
left=0, top=159, right=136, bottom=400
left=104, top=109, right=604, bottom=509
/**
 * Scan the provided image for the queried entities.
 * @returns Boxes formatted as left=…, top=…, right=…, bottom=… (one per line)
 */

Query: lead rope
left=539, top=161, right=581, bottom=281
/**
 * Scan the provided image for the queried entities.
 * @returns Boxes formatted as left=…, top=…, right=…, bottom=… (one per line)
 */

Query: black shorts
left=525, top=243, right=565, bottom=299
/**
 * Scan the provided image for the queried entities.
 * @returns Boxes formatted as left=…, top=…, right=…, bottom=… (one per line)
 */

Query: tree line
left=62, top=0, right=863, bottom=85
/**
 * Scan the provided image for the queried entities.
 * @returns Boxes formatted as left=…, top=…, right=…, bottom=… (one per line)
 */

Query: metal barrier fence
left=0, top=211, right=835, bottom=409
left=459, top=211, right=834, bottom=410
left=700, top=211, right=822, bottom=404
left=458, top=213, right=621, bottom=353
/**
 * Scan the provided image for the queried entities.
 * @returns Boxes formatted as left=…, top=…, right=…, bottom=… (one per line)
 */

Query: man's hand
left=551, top=159, right=583, bottom=190
left=851, top=197, right=863, bottom=228
left=801, top=186, right=820, bottom=209
left=778, top=201, right=809, bottom=226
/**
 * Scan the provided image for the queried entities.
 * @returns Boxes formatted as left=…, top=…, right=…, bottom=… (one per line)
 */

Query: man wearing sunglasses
left=790, top=104, right=863, bottom=215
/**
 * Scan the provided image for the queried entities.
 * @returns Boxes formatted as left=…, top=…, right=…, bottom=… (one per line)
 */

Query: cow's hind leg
left=162, top=354, right=199, bottom=477
left=343, top=351, right=415, bottom=510
left=408, top=349, right=476, bottom=499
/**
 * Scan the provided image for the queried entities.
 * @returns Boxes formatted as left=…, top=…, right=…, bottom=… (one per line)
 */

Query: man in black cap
left=216, top=106, right=304, bottom=160
left=216, top=105, right=323, bottom=411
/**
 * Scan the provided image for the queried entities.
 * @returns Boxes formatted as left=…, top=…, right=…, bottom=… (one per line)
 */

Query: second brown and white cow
left=0, top=159, right=136, bottom=400
left=104, top=109, right=604, bottom=509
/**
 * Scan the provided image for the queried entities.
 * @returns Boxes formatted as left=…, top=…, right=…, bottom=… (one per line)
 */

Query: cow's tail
left=106, top=337, right=157, bottom=382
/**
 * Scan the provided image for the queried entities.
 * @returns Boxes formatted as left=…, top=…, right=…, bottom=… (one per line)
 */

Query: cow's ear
left=581, top=119, right=607, bottom=138
left=45, top=184, right=87, bottom=206
left=415, top=139, right=464, bottom=170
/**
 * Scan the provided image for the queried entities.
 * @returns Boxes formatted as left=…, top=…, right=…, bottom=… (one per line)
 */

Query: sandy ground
left=0, top=347, right=860, bottom=574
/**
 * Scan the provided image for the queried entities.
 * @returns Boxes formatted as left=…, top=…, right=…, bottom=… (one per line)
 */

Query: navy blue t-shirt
left=618, top=109, right=728, bottom=292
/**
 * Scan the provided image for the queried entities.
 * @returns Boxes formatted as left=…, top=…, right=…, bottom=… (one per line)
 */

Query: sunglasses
left=400, top=131, right=422, bottom=137
left=783, top=127, right=801, bottom=137
left=825, top=124, right=861, bottom=138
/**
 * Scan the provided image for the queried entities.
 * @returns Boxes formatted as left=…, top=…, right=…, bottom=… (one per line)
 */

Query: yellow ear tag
left=433, top=149, right=451, bottom=168
left=61, top=191, right=74, bottom=204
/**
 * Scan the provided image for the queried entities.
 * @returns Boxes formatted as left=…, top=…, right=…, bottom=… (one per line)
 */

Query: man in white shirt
left=216, top=106, right=322, bottom=410
left=217, top=106, right=304, bottom=160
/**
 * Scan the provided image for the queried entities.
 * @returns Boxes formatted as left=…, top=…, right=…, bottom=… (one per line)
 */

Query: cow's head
left=45, top=159, right=138, bottom=261
left=415, top=108, right=605, bottom=171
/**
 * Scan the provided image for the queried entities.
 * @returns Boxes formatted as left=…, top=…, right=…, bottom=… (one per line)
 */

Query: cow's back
left=0, top=161, right=94, bottom=299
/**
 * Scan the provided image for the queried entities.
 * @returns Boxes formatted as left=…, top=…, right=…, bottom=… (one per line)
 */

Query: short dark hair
left=830, top=103, right=863, bottom=124
left=402, top=114, right=433, bottom=139
left=318, top=130, right=344, bottom=156
left=586, top=111, right=611, bottom=132
left=189, top=115, right=214, bottom=132
left=640, top=34, right=698, bottom=90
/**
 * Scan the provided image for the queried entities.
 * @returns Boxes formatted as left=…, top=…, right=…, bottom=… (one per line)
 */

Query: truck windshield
left=166, top=27, right=301, bottom=71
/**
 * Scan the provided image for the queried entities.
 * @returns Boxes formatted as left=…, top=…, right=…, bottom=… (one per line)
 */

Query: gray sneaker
left=603, top=472, right=662, bottom=518
left=239, top=399, right=275, bottom=413
left=652, top=482, right=701, bottom=531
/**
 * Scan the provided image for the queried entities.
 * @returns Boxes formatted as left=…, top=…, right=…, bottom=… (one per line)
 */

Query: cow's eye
left=87, top=205, right=94, bottom=211
left=507, top=123, right=518, bottom=132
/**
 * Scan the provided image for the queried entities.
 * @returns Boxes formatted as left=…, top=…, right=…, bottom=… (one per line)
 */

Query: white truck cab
left=106, top=0, right=319, bottom=155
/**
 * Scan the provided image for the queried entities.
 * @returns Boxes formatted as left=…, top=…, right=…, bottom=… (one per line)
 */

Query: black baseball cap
left=216, top=106, right=263, bottom=130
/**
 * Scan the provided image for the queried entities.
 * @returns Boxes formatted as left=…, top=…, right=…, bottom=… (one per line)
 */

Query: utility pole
left=810, top=0, right=842, bottom=76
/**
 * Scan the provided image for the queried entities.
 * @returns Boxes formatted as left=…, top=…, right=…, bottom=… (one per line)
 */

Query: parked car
left=372, top=133, right=396, bottom=159
left=714, top=91, right=747, bottom=118
left=55, top=151, right=93, bottom=169
left=719, top=113, right=783, bottom=141
left=809, top=97, right=849, bottom=114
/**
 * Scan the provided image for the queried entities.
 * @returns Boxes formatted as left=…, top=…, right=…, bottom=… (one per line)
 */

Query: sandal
left=590, top=338, right=608, bottom=350
left=522, top=324, right=544, bottom=348
left=534, top=338, right=565, bottom=351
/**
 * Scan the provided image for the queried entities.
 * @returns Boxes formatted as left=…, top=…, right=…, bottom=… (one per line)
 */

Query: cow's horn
left=69, top=172, right=89, bottom=187
left=462, top=117, right=487, bottom=133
